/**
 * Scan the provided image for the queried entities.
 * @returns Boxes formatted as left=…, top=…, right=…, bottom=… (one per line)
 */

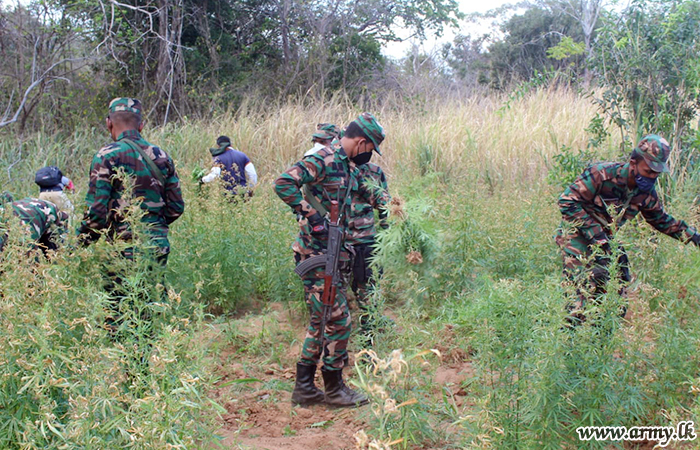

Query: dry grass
left=141, top=87, right=603, bottom=190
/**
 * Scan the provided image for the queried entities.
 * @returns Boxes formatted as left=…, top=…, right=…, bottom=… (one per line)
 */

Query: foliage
left=546, top=35, right=586, bottom=60
left=353, top=349, right=442, bottom=449
left=2, top=92, right=700, bottom=449
left=592, top=0, right=700, bottom=152
left=0, top=0, right=462, bottom=131
left=482, top=5, right=586, bottom=88
left=546, top=144, right=598, bottom=188
left=167, top=177, right=303, bottom=313
left=0, top=196, right=214, bottom=449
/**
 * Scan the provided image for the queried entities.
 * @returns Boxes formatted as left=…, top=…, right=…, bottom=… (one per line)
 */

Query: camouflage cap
left=108, top=98, right=142, bottom=116
left=312, top=123, right=340, bottom=141
left=355, top=112, right=385, bottom=155
left=634, top=134, right=670, bottom=173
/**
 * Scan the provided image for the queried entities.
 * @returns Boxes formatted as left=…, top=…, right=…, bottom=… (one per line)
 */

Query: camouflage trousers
left=351, top=241, right=376, bottom=310
left=555, top=231, right=630, bottom=324
left=103, top=251, right=168, bottom=340
left=294, top=251, right=352, bottom=370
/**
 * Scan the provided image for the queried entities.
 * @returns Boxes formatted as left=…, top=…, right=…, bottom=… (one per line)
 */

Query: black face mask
left=632, top=163, right=658, bottom=193
left=351, top=151, right=372, bottom=165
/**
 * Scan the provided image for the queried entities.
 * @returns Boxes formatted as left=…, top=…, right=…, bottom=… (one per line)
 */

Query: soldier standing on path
left=77, top=98, right=184, bottom=336
left=275, top=113, right=388, bottom=408
left=347, top=162, right=390, bottom=345
left=555, top=134, right=700, bottom=326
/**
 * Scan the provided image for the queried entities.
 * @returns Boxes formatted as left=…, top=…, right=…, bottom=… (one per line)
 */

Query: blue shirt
left=214, top=148, right=251, bottom=190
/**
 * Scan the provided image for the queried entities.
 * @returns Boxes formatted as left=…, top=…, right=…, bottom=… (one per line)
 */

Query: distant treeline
left=1, top=0, right=700, bottom=151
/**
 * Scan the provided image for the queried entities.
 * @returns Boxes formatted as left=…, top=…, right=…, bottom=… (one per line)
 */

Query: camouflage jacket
left=275, top=145, right=360, bottom=258
left=77, top=129, right=185, bottom=253
left=0, top=198, right=67, bottom=251
left=347, top=163, right=390, bottom=246
left=558, top=162, right=698, bottom=243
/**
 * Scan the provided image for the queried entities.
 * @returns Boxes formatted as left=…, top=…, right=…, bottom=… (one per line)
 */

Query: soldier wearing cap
left=77, top=98, right=184, bottom=338
left=275, top=112, right=389, bottom=408
left=555, top=134, right=700, bottom=325
left=304, top=123, right=341, bottom=156
left=77, top=98, right=184, bottom=259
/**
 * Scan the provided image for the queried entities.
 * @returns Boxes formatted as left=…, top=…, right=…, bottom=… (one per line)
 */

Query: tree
left=442, top=34, right=489, bottom=85
left=535, top=0, right=607, bottom=84
left=481, top=5, right=586, bottom=88
left=0, top=2, right=94, bottom=132
left=592, top=0, right=700, bottom=159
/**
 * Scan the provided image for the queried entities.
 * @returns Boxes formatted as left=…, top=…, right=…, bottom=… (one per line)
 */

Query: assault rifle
left=294, top=200, right=342, bottom=345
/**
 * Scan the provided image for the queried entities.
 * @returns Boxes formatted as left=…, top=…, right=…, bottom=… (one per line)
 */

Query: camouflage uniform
left=77, top=98, right=184, bottom=259
left=0, top=197, right=67, bottom=254
left=556, top=135, right=700, bottom=322
left=276, top=114, right=387, bottom=371
left=77, top=98, right=184, bottom=343
left=347, top=163, right=390, bottom=313
left=276, top=144, right=358, bottom=369
left=305, top=123, right=342, bottom=157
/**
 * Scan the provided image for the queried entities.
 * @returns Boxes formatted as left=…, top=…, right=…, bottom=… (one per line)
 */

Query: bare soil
left=207, top=302, right=371, bottom=450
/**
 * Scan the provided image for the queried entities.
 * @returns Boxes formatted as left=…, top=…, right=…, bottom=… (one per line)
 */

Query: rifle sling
left=121, top=138, right=166, bottom=189
left=302, top=184, right=328, bottom=217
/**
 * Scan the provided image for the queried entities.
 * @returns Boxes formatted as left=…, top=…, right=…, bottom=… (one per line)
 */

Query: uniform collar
left=116, top=129, right=142, bottom=141
left=620, top=162, right=641, bottom=196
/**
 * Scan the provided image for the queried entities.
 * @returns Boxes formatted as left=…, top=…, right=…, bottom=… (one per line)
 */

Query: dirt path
left=206, top=302, right=371, bottom=450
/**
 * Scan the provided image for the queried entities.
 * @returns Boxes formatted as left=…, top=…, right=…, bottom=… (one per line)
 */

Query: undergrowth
left=1, top=90, right=699, bottom=448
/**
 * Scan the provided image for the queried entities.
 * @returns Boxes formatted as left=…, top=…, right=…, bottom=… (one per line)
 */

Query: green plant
left=546, top=144, right=597, bottom=189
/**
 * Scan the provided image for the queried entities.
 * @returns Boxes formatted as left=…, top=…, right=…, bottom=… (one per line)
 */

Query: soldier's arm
left=274, top=155, right=326, bottom=218
left=361, top=170, right=390, bottom=228
left=558, top=166, right=606, bottom=242
left=76, top=154, right=114, bottom=242
left=48, top=209, right=68, bottom=247
left=358, top=167, right=390, bottom=210
left=163, top=158, right=185, bottom=225
left=640, top=192, right=698, bottom=242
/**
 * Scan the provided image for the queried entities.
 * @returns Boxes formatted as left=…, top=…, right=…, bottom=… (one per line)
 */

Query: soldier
left=0, top=193, right=67, bottom=255
left=347, top=162, right=390, bottom=344
left=555, top=134, right=700, bottom=325
left=77, top=98, right=184, bottom=338
left=77, top=97, right=184, bottom=260
left=304, top=123, right=341, bottom=156
left=275, top=113, right=388, bottom=408
left=201, top=135, right=257, bottom=195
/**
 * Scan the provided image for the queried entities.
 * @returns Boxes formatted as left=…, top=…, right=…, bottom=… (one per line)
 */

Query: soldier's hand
left=308, top=212, right=328, bottom=236
left=592, top=232, right=609, bottom=246
left=691, top=233, right=700, bottom=247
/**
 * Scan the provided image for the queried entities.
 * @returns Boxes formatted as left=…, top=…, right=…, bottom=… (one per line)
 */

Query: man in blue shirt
left=201, top=136, right=258, bottom=195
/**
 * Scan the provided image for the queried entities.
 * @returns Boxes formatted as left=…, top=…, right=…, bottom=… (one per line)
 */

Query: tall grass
left=1, top=86, right=699, bottom=448
left=1, top=87, right=604, bottom=195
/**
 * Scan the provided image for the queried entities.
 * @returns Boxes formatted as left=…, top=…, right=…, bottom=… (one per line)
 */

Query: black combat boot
left=322, top=368, right=369, bottom=407
left=291, top=362, right=325, bottom=406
